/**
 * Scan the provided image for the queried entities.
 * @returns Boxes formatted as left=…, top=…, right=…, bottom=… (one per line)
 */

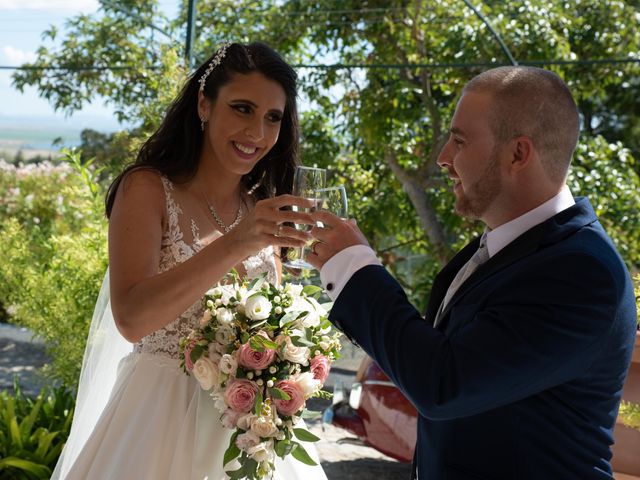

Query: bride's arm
left=108, top=170, right=310, bottom=343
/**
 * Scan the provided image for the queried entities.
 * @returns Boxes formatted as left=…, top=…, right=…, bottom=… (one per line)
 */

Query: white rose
left=236, top=431, right=261, bottom=451
left=237, top=413, right=257, bottom=431
left=250, top=415, right=279, bottom=438
left=208, top=349, right=222, bottom=365
left=285, top=283, right=304, bottom=296
left=285, top=297, right=321, bottom=328
left=296, top=371, right=320, bottom=398
left=277, top=334, right=310, bottom=365
left=219, top=354, right=238, bottom=376
left=221, top=409, right=241, bottom=429
left=215, top=307, right=234, bottom=325
left=318, top=341, right=330, bottom=351
left=301, top=297, right=326, bottom=328
left=215, top=325, right=236, bottom=344
left=245, top=295, right=272, bottom=321
left=247, top=440, right=274, bottom=463
left=213, top=393, right=228, bottom=412
left=200, top=309, right=213, bottom=328
left=192, top=357, right=219, bottom=390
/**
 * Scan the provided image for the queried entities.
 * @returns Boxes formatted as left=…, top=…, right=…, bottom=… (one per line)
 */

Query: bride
left=53, top=42, right=327, bottom=479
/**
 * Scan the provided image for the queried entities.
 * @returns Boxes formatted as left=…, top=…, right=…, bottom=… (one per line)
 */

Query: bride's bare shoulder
left=113, top=168, right=166, bottom=212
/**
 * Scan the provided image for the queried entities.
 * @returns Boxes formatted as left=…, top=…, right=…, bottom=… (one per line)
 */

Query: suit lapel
left=425, top=237, right=481, bottom=324
left=428, top=197, right=599, bottom=329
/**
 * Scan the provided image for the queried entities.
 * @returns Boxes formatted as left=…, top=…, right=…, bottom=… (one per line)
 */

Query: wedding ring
left=275, top=224, right=283, bottom=237
left=310, top=241, right=319, bottom=255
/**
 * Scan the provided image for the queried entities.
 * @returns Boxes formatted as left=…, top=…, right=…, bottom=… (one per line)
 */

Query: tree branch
left=385, top=149, right=454, bottom=265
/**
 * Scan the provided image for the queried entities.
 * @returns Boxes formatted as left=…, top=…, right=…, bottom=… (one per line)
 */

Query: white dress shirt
left=320, top=186, right=576, bottom=301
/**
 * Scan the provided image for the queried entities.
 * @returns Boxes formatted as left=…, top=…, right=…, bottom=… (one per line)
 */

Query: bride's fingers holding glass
left=225, top=196, right=314, bottom=253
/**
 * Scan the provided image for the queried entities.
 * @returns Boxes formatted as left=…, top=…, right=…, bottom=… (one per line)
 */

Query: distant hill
left=0, top=114, right=122, bottom=155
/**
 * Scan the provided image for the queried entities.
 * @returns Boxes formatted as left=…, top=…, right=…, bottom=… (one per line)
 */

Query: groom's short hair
left=464, top=66, right=580, bottom=183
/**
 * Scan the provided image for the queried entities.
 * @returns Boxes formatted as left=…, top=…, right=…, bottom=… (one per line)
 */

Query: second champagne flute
left=284, top=166, right=327, bottom=269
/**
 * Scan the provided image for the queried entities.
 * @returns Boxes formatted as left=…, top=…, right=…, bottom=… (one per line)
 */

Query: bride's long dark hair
left=105, top=42, right=300, bottom=217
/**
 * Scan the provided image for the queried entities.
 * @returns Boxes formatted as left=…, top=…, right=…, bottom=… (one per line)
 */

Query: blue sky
left=0, top=0, right=178, bottom=132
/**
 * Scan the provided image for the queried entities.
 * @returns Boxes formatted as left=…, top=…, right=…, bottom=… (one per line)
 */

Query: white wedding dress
left=52, top=176, right=327, bottom=480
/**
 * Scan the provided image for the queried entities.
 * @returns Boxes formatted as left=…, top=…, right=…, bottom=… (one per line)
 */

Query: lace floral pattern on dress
left=133, top=175, right=277, bottom=359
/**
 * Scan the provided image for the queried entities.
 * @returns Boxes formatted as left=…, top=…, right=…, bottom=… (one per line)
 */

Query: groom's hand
left=307, top=211, right=370, bottom=270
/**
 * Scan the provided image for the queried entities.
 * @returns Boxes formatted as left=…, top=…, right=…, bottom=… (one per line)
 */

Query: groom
left=308, top=66, right=637, bottom=480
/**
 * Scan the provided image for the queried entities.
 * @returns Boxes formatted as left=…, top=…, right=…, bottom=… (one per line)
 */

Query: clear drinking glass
left=315, top=185, right=348, bottom=220
left=283, top=166, right=327, bottom=270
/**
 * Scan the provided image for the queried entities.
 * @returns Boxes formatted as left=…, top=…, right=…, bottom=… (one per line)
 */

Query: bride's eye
left=231, top=103, right=251, bottom=114
left=267, top=111, right=283, bottom=123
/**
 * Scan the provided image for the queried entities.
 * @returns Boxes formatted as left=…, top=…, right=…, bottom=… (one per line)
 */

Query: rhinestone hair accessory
left=198, top=42, right=232, bottom=93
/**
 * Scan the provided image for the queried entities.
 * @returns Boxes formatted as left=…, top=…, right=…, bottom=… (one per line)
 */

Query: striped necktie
left=434, top=237, right=489, bottom=327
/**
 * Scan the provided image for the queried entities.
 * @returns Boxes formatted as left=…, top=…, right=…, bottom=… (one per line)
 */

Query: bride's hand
left=225, top=195, right=315, bottom=255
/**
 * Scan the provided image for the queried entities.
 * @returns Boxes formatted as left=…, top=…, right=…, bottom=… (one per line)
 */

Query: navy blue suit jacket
left=329, top=198, right=637, bottom=479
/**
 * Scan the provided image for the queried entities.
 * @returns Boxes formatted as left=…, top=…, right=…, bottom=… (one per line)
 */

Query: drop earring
left=200, top=118, right=206, bottom=132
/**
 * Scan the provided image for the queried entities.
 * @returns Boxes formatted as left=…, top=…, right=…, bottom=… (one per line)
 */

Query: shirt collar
left=485, top=186, right=575, bottom=257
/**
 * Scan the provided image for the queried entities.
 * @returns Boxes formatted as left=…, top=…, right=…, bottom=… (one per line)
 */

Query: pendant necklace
left=199, top=185, right=243, bottom=233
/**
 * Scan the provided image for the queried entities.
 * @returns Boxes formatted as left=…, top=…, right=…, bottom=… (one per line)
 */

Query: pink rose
left=221, top=409, right=243, bottom=429
left=237, top=333, right=276, bottom=371
left=273, top=380, right=306, bottom=417
left=310, top=355, right=331, bottom=385
left=225, top=379, right=260, bottom=413
left=184, top=339, right=198, bottom=372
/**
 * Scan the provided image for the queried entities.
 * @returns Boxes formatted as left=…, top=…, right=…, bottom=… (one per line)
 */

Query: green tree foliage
left=10, top=0, right=640, bottom=314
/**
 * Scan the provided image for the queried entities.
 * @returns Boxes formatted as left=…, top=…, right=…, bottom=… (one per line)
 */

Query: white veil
left=51, top=268, right=133, bottom=479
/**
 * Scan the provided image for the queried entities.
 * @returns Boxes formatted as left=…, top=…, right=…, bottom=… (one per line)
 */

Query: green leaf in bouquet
left=190, top=345, right=204, bottom=365
left=227, top=456, right=258, bottom=480
left=223, top=431, right=240, bottom=466
left=275, top=439, right=294, bottom=457
left=248, top=272, right=268, bottom=292
left=293, top=428, right=321, bottom=442
left=249, top=336, right=265, bottom=352
left=301, top=410, right=322, bottom=420
left=268, top=387, right=291, bottom=400
left=302, top=284, right=323, bottom=298
left=278, top=310, right=301, bottom=327
left=290, top=441, right=318, bottom=466
left=226, top=268, right=240, bottom=283
left=290, top=335, right=315, bottom=348
left=253, top=390, right=264, bottom=416
left=255, top=335, right=278, bottom=350
left=249, top=318, right=268, bottom=330
left=203, top=330, right=215, bottom=342
left=240, top=331, right=250, bottom=344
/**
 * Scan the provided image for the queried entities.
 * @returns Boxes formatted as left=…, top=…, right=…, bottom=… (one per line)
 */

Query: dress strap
left=159, top=175, right=185, bottom=246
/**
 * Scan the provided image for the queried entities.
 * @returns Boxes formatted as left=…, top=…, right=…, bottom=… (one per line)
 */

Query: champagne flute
left=283, top=166, right=327, bottom=269
left=315, top=185, right=348, bottom=220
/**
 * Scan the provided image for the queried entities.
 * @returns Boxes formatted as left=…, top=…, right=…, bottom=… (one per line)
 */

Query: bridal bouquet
left=179, top=273, right=341, bottom=480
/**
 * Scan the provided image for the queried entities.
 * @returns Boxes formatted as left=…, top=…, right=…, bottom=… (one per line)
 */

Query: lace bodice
left=133, top=176, right=278, bottom=359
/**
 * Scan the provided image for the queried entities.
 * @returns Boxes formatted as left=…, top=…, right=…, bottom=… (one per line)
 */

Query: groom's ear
left=508, top=136, right=534, bottom=173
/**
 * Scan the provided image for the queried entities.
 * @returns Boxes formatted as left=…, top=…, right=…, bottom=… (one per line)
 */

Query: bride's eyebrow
left=229, top=99, right=284, bottom=115
left=229, top=98, right=257, bottom=106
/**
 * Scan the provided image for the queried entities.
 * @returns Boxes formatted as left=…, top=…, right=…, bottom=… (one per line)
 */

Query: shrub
left=0, top=378, right=74, bottom=479
left=0, top=150, right=107, bottom=388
